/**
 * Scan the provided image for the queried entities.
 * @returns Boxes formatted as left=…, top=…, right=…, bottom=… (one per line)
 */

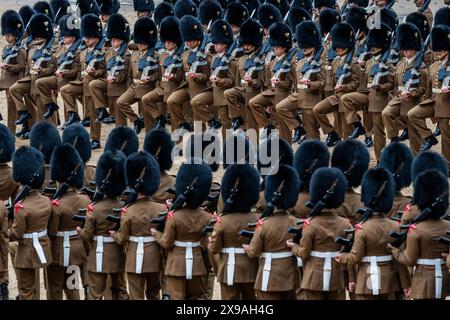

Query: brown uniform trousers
left=341, top=55, right=395, bottom=159
left=114, top=198, right=165, bottom=300
left=35, top=45, right=81, bottom=121
left=167, top=48, right=211, bottom=129
left=224, top=51, right=265, bottom=130
left=116, top=49, right=159, bottom=129
left=313, top=53, right=360, bottom=138
left=46, top=190, right=90, bottom=300
left=408, top=59, right=450, bottom=165
left=9, top=190, right=52, bottom=300
left=0, top=46, right=27, bottom=132
left=391, top=219, right=450, bottom=299
left=247, top=211, right=300, bottom=300
left=80, top=197, right=128, bottom=300
left=208, top=212, right=259, bottom=300
left=154, top=208, right=211, bottom=300
left=382, top=57, right=429, bottom=154
left=277, top=55, right=326, bottom=141
left=291, top=210, right=353, bottom=300
left=249, top=57, right=295, bottom=141
left=90, top=48, right=131, bottom=123
left=60, top=46, right=107, bottom=141
left=10, top=40, right=57, bottom=124
left=338, top=215, right=411, bottom=299
left=141, top=51, right=183, bottom=131
left=191, top=55, right=238, bottom=129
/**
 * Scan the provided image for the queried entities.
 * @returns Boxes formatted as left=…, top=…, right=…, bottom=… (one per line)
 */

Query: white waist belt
left=221, top=247, right=246, bottom=286
left=310, top=251, right=340, bottom=291
left=174, top=241, right=201, bottom=280
left=93, top=236, right=115, bottom=273
left=297, top=84, right=308, bottom=90
left=416, top=258, right=445, bottom=299
left=361, top=255, right=392, bottom=295
left=56, top=230, right=78, bottom=267
left=260, top=251, right=294, bottom=291
left=129, top=236, right=156, bottom=274
left=23, top=229, right=48, bottom=264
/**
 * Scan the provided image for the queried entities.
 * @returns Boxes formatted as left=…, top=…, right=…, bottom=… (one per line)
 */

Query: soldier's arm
left=113, top=213, right=130, bottom=245
left=246, top=225, right=264, bottom=258
left=341, top=63, right=360, bottom=93
left=208, top=222, right=223, bottom=255
left=62, top=52, right=81, bottom=80
left=114, top=54, right=131, bottom=84
left=79, top=211, right=95, bottom=243
left=295, top=222, right=314, bottom=260
left=410, top=67, right=428, bottom=98
left=378, top=64, right=395, bottom=92
left=93, top=60, right=107, bottom=79
left=250, top=70, right=264, bottom=90
left=39, top=57, right=57, bottom=77
left=47, top=206, right=61, bottom=237
left=171, top=67, right=184, bottom=83
left=154, top=215, right=176, bottom=250
left=308, top=65, right=326, bottom=92
left=276, top=69, right=295, bottom=90
left=194, top=60, right=211, bottom=83
left=215, top=60, right=237, bottom=88
left=9, top=207, right=26, bottom=241
left=339, top=227, right=365, bottom=265
left=6, top=49, right=27, bottom=74
left=390, top=227, right=420, bottom=267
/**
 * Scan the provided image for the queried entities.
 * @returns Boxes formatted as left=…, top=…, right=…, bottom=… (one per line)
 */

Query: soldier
left=379, top=142, right=414, bottom=219
left=208, top=164, right=260, bottom=299
left=141, top=16, right=184, bottom=130
left=166, top=15, right=211, bottom=132
left=62, top=123, right=96, bottom=187
left=151, top=161, right=213, bottom=300
left=381, top=23, right=429, bottom=154
left=223, top=18, right=265, bottom=131
left=0, top=10, right=26, bottom=133
left=174, top=0, right=198, bottom=19
left=191, top=19, right=238, bottom=132
left=154, top=2, right=175, bottom=27
left=407, top=25, right=450, bottom=161
left=59, top=14, right=106, bottom=150
left=244, top=164, right=300, bottom=300
left=90, top=14, right=134, bottom=132
left=331, top=139, right=369, bottom=225
left=133, top=0, right=155, bottom=18
left=115, top=18, right=158, bottom=133
left=225, top=2, right=248, bottom=36
left=248, top=22, right=295, bottom=141
left=10, top=146, right=52, bottom=300
left=0, top=124, right=17, bottom=300
left=35, top=13, right=82, bottom=126
left=46, top=144, right=91, bottom=300
left=77, top=0, right=100, bottom=18
left=97, top=0, right=120, bottom=26
left=414, top=0, right=433, bottom=26
left=341, top=23, right=395, bottom=161
left=78, top=150, right=128, bottom=300
left=111, top=151, right=163, bottom=300
left=336, top=167, right=412, bottom=300
left=291, top=139, right=330, bottom=219
left=11, top=14, right=56, bottom=129
left=312, top=22, right=360, bottom=146
left=198, top=0, right=223, bottom=30
left=287, top=167, right=352, bottom=300
left=405, top=12, right=433, bottom=67
left=144, top=128, right=176, bottom=203
left=276, top=20, right=324, bottom=143
left=388, top=169, right=450, bottom=299
left=104, top=126, right=139, bottom=158
left=29, top=121, right=62, bottom=191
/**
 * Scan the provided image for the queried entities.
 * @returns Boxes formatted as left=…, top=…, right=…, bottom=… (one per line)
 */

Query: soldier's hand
left=334, top=85, right=344, bottom=92
left=370, top=83, right=380, bottom=91
left=335, top=254, right=341, bottom=263
left=301, top=79, right=311, bottom=86
left=32, top=66, right=41, bottom=72
left=403, top=287, right=411, bottom=298
left=150, top=228, right=157, bottom=236
left=0, top=63, right=8, bottom=70
left=86, top=67, right=95, bottom=74
left=286, top=239, right=295, bottom=248
left=210, top=75, right=218, bottom=83
left=348, top=282, right=356, bottom=292
left=242, top=244, right=250, bottom=252
left=55, top=70, right=64, bottom=77
left=165, top=73, right=174, bottom=80
left=107, top=77, right=116, bottom=84
left=140, top=77, right=150, bottom=84
left=400, top=91, right=410, bottom=99
left=243, top=75, right=252, bottom=84
left=187, top=72, right=196, bottom=79
left=386, top=243, right=394, bottom=250
left=359, top=61, right=366, bottom=68
left=76, top=226, right=82, bottom=234
left=108, top=230, right=116, bottom=237
left=441, top=86, right=449, bottom=93
left=442, top=252, right=449, bottom=259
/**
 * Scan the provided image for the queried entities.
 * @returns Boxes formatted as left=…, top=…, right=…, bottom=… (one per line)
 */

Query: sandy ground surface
left=0, top=0, right=446, bottom=300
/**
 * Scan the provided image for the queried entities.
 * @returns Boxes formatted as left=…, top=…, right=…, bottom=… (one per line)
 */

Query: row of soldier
left=0, top=0, right=449, bottom=165
left=0, top=118, right=450, bottom=300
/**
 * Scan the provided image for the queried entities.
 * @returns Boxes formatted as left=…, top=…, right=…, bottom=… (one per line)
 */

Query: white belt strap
left=174, top=241, right=201, bottom=280
left=260, top=251, right=294, bottom=292
left=221, top=247, right=246, bottom=286
left=56, top=230, right=78, bottom=267
left=129, top=236, right=156, bottom=274
left=361, top=255, right=392, bottom=295
left=297, top=257, right=303, bottom=268
left=416, top=258, right=445, bottom=299
left=310, top=251, right=340, bottom=291
left=93, top=236, right=115, bottom=273
left=23, top=229, right=47, bottom=264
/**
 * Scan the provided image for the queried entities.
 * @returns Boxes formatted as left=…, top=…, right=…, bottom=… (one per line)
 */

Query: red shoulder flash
left=51, top=199, right=60, bottom=207
left=14, top=203, right=24, bottom=214
left=408, top=224, right=416, bottom=234
left=120, top=207, right=127, bottom=217
left=87, top=203, right=95, bottom=213
left=303, top=219, right=311, bottom=227
left=215, top=215, right=221, bottom=224
left=167, top=210, right=175, bottom=219
left=255, top=218, right=264, bottom=229
left=208, top=210, right=215, bottom=219
left=403, top=203, right=411, bottom=214
left=355, top=223, right=363, bottom=233
left=164, top=200, right=171, bottom=211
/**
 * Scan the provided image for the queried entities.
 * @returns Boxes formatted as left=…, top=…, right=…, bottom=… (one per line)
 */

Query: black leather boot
left=419, top=135, right=438, bottom=152
left=291, top=125, right=306, bottom=144
left=43, top=102, right=59, bottom=119
left=348, top=121, right=366, bottom=139
left=133, top=118, right=145, bottom=134
left=155, top=115, right=167, bottom=129
left=399, top=128, right=409, bottom=141
left=231, top=116, right=244, bottom=130
left=326, top=131, right=340, bottom=147
left=15, top=110, right=32, bottom=125
left=96, top=107, right=110, bottom=122
left=64, top=112, right=81, bottom=127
